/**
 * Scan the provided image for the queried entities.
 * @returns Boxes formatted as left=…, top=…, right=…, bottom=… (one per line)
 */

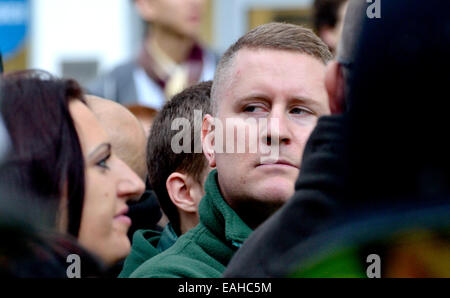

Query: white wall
left=29, top=0, right=138, bottom=76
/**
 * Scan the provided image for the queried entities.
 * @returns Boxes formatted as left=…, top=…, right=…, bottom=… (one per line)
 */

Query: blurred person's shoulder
left=86, top=59, right=139, bottom=103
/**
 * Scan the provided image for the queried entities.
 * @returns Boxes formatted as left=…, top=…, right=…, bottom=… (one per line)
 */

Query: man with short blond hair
left=131, top=22, right=332, bottom=278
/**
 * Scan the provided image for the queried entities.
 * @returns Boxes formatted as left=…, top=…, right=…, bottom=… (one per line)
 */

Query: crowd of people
left=0, top=0, right=449, bottom=278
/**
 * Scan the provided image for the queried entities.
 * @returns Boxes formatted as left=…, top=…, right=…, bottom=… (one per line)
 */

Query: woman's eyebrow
left=87, top=143, right=111, bottom=160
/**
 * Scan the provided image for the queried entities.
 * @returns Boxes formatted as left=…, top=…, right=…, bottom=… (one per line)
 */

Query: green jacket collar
left=156, top=223, right=178, bottom=252
left=119, top=224, right=178, bottom=277
left=118, top=229, right=160, bottom=277
left=199, top=169, right=253, bottom=248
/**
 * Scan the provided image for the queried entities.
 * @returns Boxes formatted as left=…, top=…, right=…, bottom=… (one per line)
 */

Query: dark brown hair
left=0, top=70, right=86, bottom=237
left=147, top=81, right=212, bottom=235
left=313, top=0, right=348, bottom=33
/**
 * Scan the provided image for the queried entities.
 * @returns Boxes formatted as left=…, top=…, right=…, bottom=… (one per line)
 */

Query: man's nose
left=262, top=110, right=292, bottom=147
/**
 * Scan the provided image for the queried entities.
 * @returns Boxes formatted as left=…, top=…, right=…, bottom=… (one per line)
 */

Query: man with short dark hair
left=119, top=81, right=212, bottom=277
left=131, top=22, right=332, bottom=278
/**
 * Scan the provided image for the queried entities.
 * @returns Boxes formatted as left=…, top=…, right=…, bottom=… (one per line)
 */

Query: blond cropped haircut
left=211, top=22, right=333, bottom=115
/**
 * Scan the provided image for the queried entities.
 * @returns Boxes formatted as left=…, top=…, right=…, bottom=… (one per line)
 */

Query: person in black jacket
left=224, top=0, right=450, bottom=277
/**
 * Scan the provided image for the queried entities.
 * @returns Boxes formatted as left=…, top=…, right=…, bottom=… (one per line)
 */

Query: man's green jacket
left=119, top=223, right=178, bottom=277
left=130, top=170, right=253, bottom=278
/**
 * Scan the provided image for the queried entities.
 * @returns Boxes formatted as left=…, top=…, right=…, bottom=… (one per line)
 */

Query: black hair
left=313, top=0, right=348, bottom=33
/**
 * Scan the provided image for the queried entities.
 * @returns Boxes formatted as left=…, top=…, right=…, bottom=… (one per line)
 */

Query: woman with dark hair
left=0, top=70, right=145, bottom=274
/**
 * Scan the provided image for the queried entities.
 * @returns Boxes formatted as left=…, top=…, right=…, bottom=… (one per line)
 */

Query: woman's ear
left=134, top=0, right=157, bottom=22
left=166, top=172, right=197, bottom=213
left=325, top=60, right=346, bottom=114
left=202, top=114, right=216, bottom=168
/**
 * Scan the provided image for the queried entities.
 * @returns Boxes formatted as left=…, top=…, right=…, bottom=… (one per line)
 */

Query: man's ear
left=166, top=172, right=197, bottom=213
left=134, top=0, right=156, bottom=22
left=325, top=60, right=346, bottom=114
left=202, top=114, right=216, bottom=168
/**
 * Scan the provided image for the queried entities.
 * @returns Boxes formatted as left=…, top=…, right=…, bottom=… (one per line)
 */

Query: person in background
left=0, top=70, right=145, bottom=275
left=119, top=81, right=213, bottom=277
left=313, top=0, right=348, bottom=54
left=126, top=105, right=159, bottom=138
left=88, top=0, right=217, bottom=110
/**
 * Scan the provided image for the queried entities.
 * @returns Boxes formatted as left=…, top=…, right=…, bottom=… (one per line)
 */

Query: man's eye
left=290, top=107, right=311, bottom=115
left=243, top=105, right=265, bottom=113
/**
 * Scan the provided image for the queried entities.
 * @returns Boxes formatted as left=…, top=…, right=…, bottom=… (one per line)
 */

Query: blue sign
left=0, top=0, right=29, bottom=59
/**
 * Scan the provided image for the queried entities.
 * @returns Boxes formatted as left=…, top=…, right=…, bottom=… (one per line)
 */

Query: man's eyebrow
left=288, top=96, right=331, bottom=116
left=291, top=96, right=318, bottom=104
left=236, top=93, right=271, bottom=103
left=291, top=96, right=324, bottom=108
left=87, top=143, right=111, bottom=160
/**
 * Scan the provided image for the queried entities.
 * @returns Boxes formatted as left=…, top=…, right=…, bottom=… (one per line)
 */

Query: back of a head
left=341, top=0, right=450, bottom=207
left=0, top=70, right=86, bottom=237
left=126, top=104, right=159, bottom=137
left=86, top=96, right=148, bottom=182
left=147, top=81, right=212, bottom=235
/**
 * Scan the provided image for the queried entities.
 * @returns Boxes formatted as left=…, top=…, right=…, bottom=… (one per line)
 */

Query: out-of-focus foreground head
left=0, top=71, right=145, bottom=268
left=86, top=96, right=148, bottom=182
left=339, top=0, right=450, bottom=204
left=324, top=0, right=365, bottom=114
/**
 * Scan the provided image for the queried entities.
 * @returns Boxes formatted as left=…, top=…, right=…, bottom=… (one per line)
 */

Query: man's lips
left=257, top=159, right=299, bottom=169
